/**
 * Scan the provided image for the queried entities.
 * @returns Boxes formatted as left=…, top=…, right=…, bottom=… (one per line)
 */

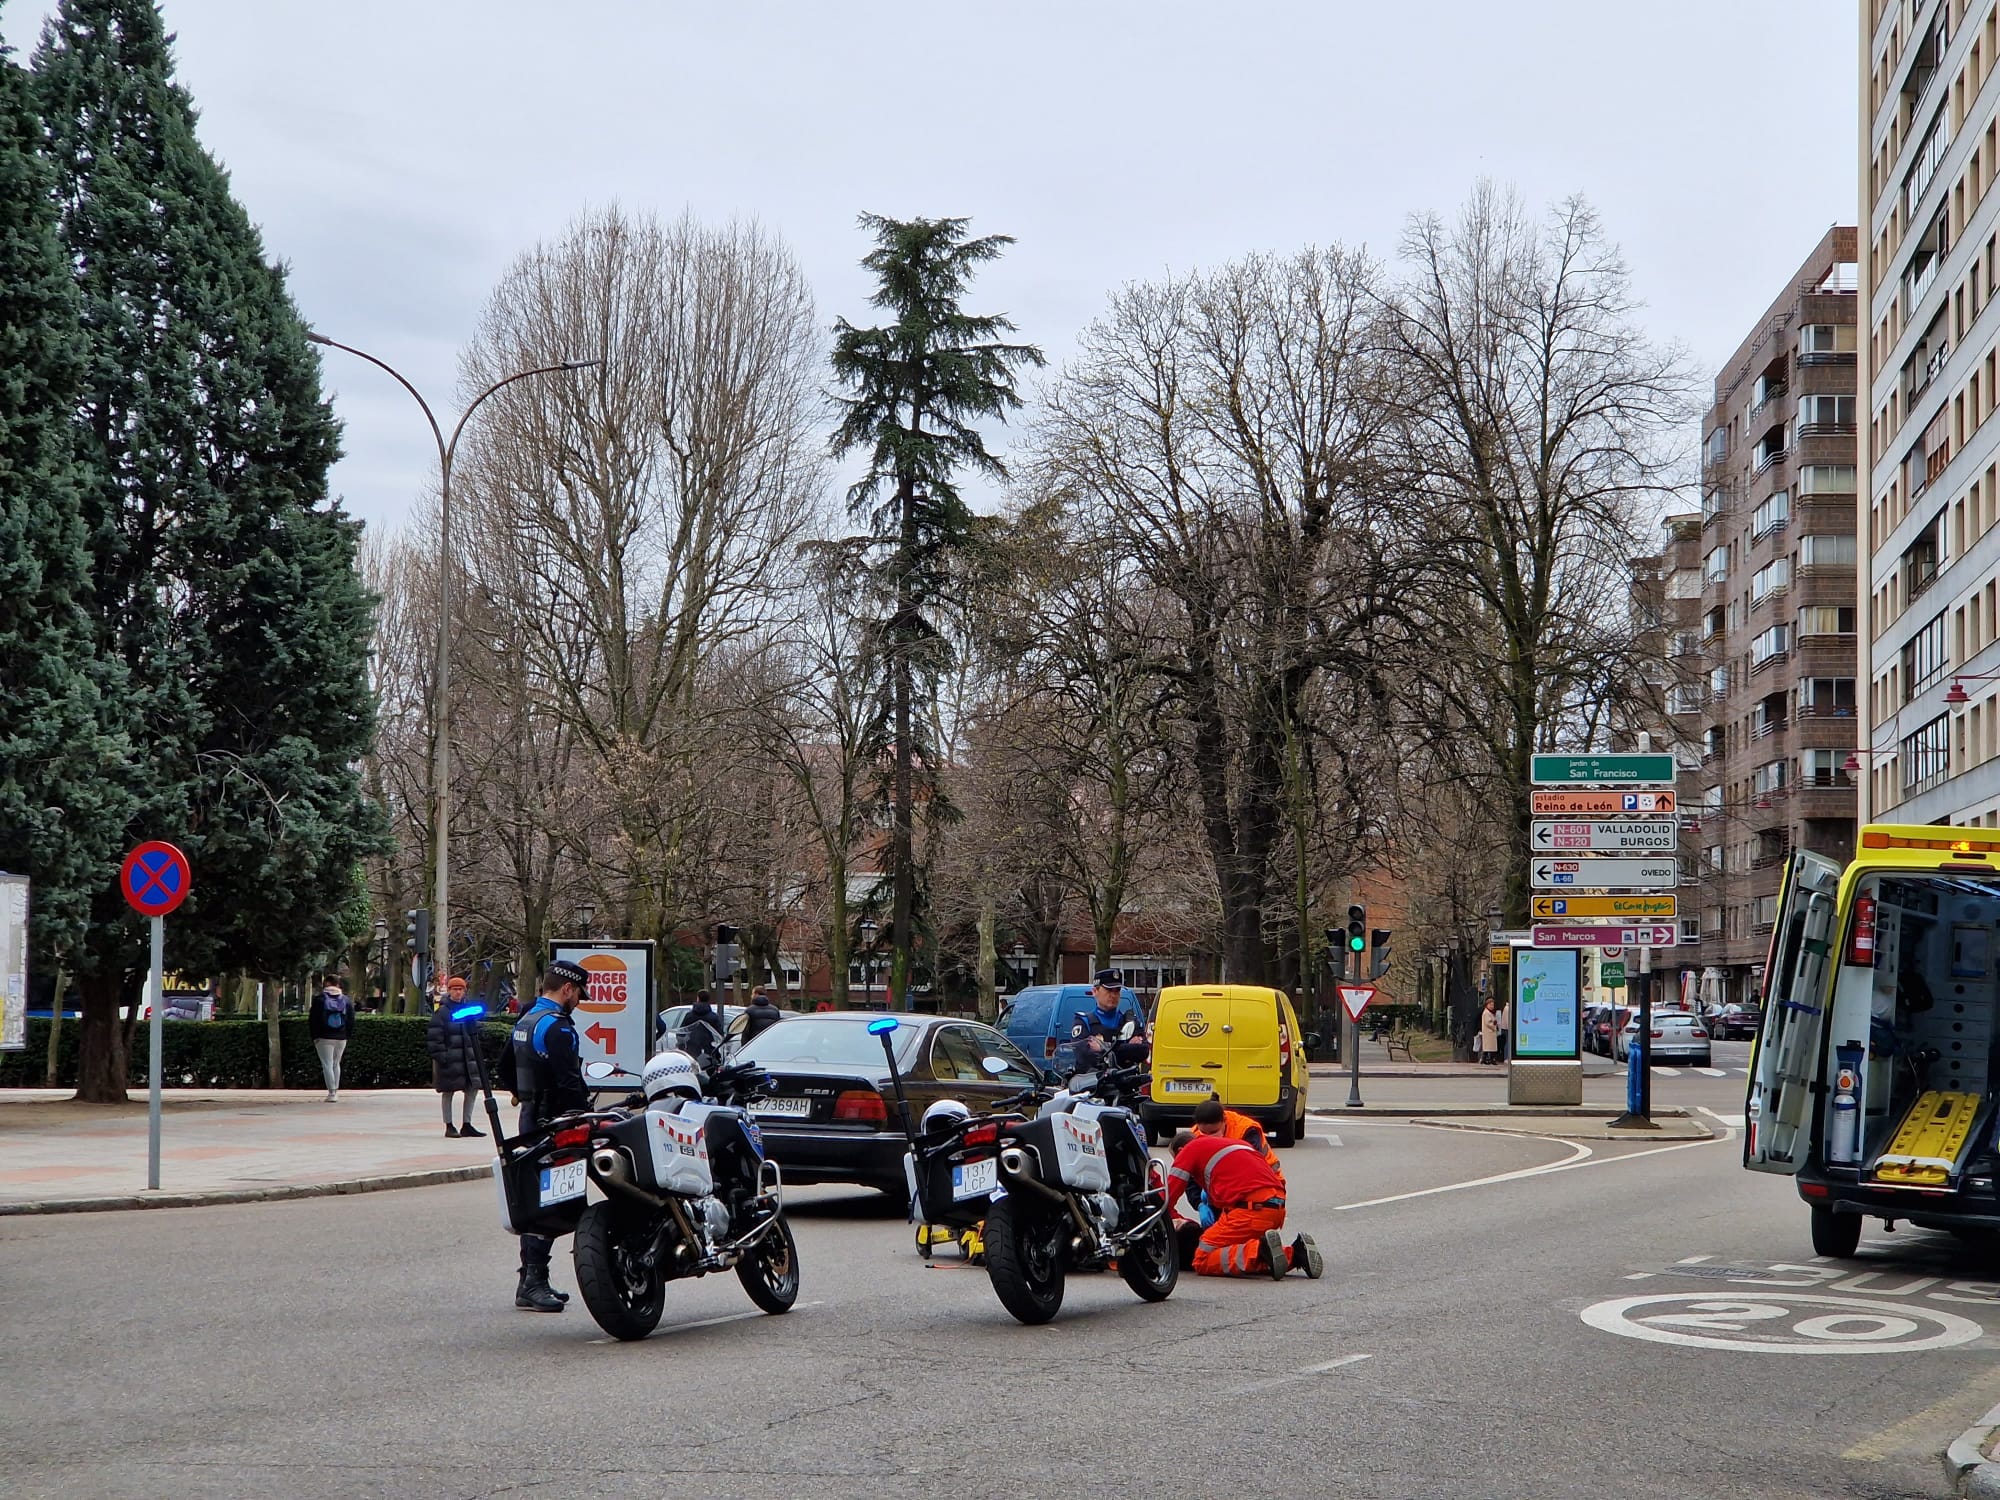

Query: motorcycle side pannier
left=1010, top=1113, right=1113, bottom=1192
left=492, top=1144, right=589, bottom=1239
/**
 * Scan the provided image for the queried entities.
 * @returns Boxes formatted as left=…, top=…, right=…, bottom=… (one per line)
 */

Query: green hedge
left=0, top=1016, right=515, bottom=1090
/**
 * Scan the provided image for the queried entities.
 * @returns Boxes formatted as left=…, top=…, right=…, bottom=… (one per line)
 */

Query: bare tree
left=1384, top=184, right=1694, bottom=926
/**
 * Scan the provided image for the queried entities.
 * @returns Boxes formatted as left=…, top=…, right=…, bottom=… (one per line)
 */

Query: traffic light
left=1324, top=925, right=1346, bottom=980
left=404, top=908, right=430, bottom=957
left=1346, top=905, right=1366, bottom=959
left=1370, top=928, right=1392, bottom=980
left=713, top=923, right=740, bottom=981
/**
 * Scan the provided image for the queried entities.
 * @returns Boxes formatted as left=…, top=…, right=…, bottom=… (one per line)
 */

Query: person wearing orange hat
left=426, top=977, right=483, bottom=1138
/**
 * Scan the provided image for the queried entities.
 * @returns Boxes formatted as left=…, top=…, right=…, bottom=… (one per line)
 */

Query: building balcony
left=1754, top=445, right=1791, bottom=475
left=1793, top=783, right=1858, bottom=819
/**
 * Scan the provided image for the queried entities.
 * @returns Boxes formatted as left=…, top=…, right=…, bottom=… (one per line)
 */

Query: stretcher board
left=1869, top=1091, right=1985, bottom=1188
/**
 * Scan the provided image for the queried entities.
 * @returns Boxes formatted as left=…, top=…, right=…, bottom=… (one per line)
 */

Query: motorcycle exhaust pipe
left=998, top=1148, right=1071, bottom=1209
left=589, top=1148, right=668, bottom=1209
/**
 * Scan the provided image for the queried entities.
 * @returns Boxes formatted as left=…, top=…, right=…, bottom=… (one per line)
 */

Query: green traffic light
left=1348, top=933, right=1365, bottom=951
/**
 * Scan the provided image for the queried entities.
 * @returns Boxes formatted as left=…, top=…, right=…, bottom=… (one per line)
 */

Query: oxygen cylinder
left=1829, top=1043, right=1863, bottom=1165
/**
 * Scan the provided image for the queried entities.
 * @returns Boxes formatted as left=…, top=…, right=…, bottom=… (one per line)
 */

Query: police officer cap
left=545, top=959, right=590, bottom=991
left=1094, top=968, right=1123, bottom=988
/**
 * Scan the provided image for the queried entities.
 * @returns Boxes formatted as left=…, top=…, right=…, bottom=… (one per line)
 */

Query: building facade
left=1862, top=0, right=2000, bottom=827
left=1686, top=227, right=1861, bottom=1007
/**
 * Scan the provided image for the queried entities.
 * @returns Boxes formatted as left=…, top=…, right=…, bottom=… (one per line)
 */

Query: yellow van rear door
left=1227, top=989, right=1282, bottom=1107
left=1151, top=990, right=1229, bottom=1104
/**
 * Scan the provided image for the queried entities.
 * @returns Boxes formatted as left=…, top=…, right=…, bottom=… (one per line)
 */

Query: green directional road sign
left=1600, top=960, right=1626, bottom=987
left=1530, top=753, right=1676, bottom=786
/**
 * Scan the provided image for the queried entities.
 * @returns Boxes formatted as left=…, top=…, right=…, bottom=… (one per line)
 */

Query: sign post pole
left=147, top=915, right=164, bottom=1190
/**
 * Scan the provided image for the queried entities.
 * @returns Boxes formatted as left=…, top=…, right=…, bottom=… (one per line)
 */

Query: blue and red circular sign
left=120, top=840, right=191, bottom=917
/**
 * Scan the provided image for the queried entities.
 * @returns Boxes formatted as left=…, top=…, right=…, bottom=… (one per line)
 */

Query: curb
left=1946, top=1402, right=2000, bottom=1497
left=0, top=1164, right=489, bottom=1217
left=1401, top=1116, right=1718, bottom=1142
left=1305, top=1104, right=1692, bottom=1119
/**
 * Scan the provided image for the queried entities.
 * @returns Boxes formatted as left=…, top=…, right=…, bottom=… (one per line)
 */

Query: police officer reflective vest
left=511, top=997, right=587, bottom=1125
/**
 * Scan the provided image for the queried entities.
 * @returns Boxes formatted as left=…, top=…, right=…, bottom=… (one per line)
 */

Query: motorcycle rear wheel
left=1118, top=1212, right=1179, bottom=1303
left=985, top=1196, right=1066, bottom=1325
left=572, top=1202, right=666, bottom=1342
left=736, top=1213, right=801, bottom=1314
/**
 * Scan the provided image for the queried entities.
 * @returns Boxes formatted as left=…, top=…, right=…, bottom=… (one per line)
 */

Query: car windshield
left=738, top=1017, right=920, bottom=1068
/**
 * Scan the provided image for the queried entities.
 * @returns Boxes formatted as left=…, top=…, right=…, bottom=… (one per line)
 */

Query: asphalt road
left=7, top=1097, right=1997, bottom=1500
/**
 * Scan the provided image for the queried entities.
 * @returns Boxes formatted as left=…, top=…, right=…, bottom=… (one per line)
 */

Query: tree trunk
left=977, top=893, right=997, bottom=1023
left=74, top=970, right=129, bottom=1103
left=43, top=965, right=68, bottom=1088
left=266, top=984, right=283, bottom=1088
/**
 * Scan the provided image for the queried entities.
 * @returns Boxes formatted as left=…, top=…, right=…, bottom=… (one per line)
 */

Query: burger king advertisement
left=549, top=940, right=655, bottom=1081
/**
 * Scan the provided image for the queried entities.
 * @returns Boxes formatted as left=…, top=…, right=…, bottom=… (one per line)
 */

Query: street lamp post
left=373, top=917, right=389, bottom=1009
left=307, top=334, right=597, bottom=990
left=578, top=902, right=596, bottom=941
left=858, top=919, right=879, bottom=1007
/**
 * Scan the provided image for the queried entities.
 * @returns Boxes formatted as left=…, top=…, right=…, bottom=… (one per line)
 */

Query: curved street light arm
left=305, top=331, right=448, bottom=473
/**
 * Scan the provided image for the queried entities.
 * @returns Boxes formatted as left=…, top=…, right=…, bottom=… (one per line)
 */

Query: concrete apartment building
left=1686, top=228, right=1861, bottom=1008
left=1861, top=1, right=2000, bottom=828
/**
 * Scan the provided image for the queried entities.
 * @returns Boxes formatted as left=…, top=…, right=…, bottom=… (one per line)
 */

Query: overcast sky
left=4, top=1, right=1858, bottom=536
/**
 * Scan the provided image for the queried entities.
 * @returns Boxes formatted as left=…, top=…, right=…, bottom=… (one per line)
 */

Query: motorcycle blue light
left=866, top=1017, right=899, bottom=1035
left=451, top=1003, right=484, bottom=1021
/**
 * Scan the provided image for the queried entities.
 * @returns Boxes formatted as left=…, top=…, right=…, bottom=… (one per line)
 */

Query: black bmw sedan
left=735, top=1012, right=1047, bottom=1198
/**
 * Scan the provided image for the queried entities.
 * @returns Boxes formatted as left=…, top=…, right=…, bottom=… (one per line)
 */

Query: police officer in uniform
left=510, top=958, right=591, bottom=1312
left=1070, top=968, right=1149, bottom=1073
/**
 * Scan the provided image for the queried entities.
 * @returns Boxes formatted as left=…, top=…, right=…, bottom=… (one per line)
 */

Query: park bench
left=1380, top=1028, right=1415, bottom=1063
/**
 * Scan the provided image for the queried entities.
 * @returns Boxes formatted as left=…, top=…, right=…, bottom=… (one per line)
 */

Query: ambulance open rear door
left=1745, top=849, right=1841, bottom=1172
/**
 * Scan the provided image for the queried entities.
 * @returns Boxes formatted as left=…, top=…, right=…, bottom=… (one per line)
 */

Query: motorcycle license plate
left=952, top=1158, right=998, bottom=1200
left=1162, top=1078, right=1213, bottom=1095
left=754, top=1097, right=811, bottom=1117
left=539, top=1160, right=586, bottom=1205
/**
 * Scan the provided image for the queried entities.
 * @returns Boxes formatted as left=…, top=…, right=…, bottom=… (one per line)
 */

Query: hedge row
left=0, top=1016, right=515, bottom=1090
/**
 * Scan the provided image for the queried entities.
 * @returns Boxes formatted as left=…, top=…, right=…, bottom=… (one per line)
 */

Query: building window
left=1800, top=323, right=1860, bottom=360
left=1797, top=605, right=1857, bottom=636
left=1703, top=546, right=1729, bottom=583
left=1705, top=428, right=1729, bottom=465
left=1796, top=395, right=1855, bottom=435
left=1751, top=490, right=1791, bottom=539
left=1754, top=759, right=1789, bottom=795
left=1900, top=713, right=1950, bottom=789
left=1709, top=664, right=1730, bottom=698
left=1902, top=611, right=1949, bottom=700
left=1797, top=464, right=1856, bottom=494
left=1797, top=534, right=1856, bottom=567
left=1800, top=749, right=1852, bottom=788
left=1902, top=515, right=1944, bottom=600
left=1750, top=558, right=1791, bottom=603
left=1667, top=684, right=1704, bottom=716
left=1751, top=625, right=1791, bottom=666
left=1798, top=677, right=1856, bottom=717
left=1703, top=606, right=1725, bottom=639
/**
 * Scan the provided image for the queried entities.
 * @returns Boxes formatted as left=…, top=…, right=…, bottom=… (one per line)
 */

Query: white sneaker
left=325, top=1090, right=336, bottom=1103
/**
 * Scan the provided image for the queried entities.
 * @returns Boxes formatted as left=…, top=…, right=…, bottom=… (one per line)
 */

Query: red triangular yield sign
left=1337, top=985, right=1375, bottom=1022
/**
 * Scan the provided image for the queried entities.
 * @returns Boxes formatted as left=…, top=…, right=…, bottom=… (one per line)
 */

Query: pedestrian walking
left=309, top=979, right=355, bottom=1101
left=426, top=976, right=484, bottom=1138
left=1479, top=997, right=1500, bottom=1065
left=1496, top=997, right=1512, bottom=1062
left=682, top=990, right=723, bottom=1070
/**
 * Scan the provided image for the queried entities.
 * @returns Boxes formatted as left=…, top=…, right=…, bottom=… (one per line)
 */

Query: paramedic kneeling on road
left=1165, top=1107, right=1321, bottom=1279
left=508, top=958, right=591, bottom=1312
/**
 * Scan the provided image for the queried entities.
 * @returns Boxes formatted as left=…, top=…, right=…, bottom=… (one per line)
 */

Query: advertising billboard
left=1513, top=946, right=1580, bottom=1061
left=0, top=875, right=24, bottom=1051
left=549, top=940, right=655, bottom=1083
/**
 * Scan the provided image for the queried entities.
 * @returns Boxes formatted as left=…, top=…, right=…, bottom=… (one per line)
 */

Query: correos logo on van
left=1180, top=1011, right=1208, bottom=1038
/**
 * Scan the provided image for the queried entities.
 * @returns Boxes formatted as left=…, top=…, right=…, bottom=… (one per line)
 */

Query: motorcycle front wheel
left=735, top=1212, right=801, bottom=1314
left=984, top=1195, right=1066, bottom=1325
left=572, top=1202, right=666, bottom=1342
left=1118, top=1211, right=1179, bottom=1303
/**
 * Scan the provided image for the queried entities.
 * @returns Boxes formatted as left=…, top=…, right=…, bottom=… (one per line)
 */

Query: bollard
left=1626, top=1028, right=1645, bottom=1117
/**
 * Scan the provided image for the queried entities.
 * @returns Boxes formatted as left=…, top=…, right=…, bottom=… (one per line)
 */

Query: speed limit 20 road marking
left=1581, top=1292, right=1983, bottom=1354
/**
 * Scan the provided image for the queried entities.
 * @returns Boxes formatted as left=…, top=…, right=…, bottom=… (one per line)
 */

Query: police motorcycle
left=870, top=1015, right=1177, bottom=1325
left=475, top=1023, right=800, bottom=1341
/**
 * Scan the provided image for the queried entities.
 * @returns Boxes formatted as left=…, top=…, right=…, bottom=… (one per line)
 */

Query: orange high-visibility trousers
left=1193, top=1203, right=1287, bottom=1277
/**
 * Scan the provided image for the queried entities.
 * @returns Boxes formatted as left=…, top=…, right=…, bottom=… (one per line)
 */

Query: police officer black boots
left=515, top=1238, right=565, bottom=1312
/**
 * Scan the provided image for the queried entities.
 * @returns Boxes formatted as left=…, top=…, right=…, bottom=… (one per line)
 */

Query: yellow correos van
left=1144, top=984, right=1314, bottom=1147
left=1747, top=824, right=2000, bottom=1256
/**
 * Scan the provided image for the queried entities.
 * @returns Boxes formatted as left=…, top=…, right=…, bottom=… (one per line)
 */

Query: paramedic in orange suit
left=1164, top=1122, right=1323, bottom=1279
left=1201, top=1098, right=1283, bottom=1184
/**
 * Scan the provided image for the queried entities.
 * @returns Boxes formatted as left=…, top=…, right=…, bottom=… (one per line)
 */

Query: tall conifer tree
left=36, top=0, right=384, bottom=1098
left=830, top=215, right=1041, bottom=1008
left=0, top=8, right=132, bottom=985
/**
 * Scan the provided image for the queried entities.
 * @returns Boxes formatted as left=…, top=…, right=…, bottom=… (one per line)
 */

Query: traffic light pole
left=1346, top=904, right=1365, bottom=1109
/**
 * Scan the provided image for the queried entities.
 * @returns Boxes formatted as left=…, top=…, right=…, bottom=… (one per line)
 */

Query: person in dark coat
left=682, top=990, right=724, bottom=1069
left=308, top=980, right=354, bottom=1102
left=426, top=976, right=484, bottom=1138
left=742, top=988, right=785, bottom=1043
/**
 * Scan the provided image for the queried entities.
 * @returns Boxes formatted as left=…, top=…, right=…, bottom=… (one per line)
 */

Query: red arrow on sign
left=1337, top=985, right=1375, bottom=1022
left=584, top=1023, right=618, bottom=1054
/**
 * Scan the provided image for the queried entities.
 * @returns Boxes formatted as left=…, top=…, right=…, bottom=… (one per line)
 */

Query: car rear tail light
left=1692, top=1029, right=1708, bottom=1039
left=833, top=1090, right=888, bottom=1122
left=552, top=1126, right=591, bottom=1147
left=1278, top=1022, right=1292, bottom=1070
left=1651, top=1031, right=1664, bottom=1039
left=1798, top=1181, right=1830, bottom=1200
left=963, top=1121, right=999, bottom=1147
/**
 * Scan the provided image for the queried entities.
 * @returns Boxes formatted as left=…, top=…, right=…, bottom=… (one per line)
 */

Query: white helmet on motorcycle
left=921, top=1099, right=971, bottom=1134
left=642, top=1049, right=703, bottom=1103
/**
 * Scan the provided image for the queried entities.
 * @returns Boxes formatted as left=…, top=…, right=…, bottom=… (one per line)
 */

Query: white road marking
left=1676, top=1255, right=1715, bottom=1264
left=1654, top=1066, right=1681, bottom=1077
left=586, top=1300, right=823, bottom=1344
left=1319, top=1134, right=1343, bottom=1147
left=1625, top=1272, right=1656, bottom=1280
left=1697, top=1107, right=1746, bottom=1131
left=1582, top=1291, right=1983, bottom=1354
left=1221, top=1353, right=1372, bottom=1396
left=1333, top=1136, right=1593, bottom=1210
left=1696, top=1068, right=1727, bottom=1077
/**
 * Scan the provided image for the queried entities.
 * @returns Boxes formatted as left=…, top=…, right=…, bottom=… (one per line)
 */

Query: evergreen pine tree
left=0, top=8, right=133, bottom=988
left=36, top=0, right=385, bottom=1097
left=830, top=215, right=1041, bottom=1008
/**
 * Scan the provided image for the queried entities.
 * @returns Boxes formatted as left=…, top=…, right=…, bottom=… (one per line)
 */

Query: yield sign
left=1337, top=984, right=1376, bottom=1022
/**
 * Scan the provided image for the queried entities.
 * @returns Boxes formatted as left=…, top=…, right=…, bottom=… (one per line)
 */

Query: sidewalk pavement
left=0, top=1089, right=500, bottom=1215
left=1307, top=1033, right=1619, bottom=1081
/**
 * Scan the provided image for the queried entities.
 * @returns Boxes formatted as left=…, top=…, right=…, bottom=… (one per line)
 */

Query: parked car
left=1617, top=1010, right=1711, bottom=1067
left=733, top=1012, right=1046, bottom=1200
left=1709, top=1003, right=1761, bottom=1040
left=995, top=982, right=1143, bottom=1076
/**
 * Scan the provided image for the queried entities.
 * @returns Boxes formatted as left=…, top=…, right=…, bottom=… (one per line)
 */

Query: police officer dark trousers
left=512, top=959, right=592, bottom=1313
